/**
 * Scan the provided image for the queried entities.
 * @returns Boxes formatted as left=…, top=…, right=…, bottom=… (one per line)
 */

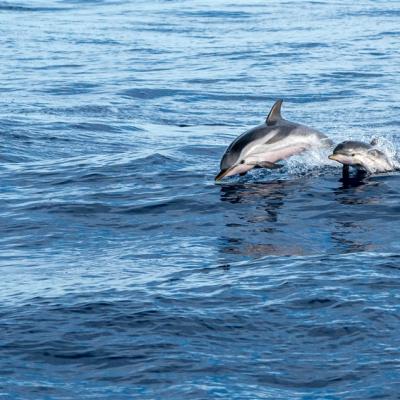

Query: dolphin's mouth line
left=215, top=168, right=232, bottom=181
left=329, top=154, right=353, bottom=165
left=329, top=154, right=346, bottom=163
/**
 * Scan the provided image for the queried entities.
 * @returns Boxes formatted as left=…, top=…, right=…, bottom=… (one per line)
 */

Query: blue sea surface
left=1, top=0, right=400, bottom=398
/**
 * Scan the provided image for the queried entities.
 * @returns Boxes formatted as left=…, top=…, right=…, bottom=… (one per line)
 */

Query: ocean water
left=1, top=0, right=400, bottom=398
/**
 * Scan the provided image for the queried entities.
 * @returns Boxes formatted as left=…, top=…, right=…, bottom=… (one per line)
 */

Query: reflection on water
left=217, top=174, right=399, bottom=259
left=219, top=180, right=307, bottom=258
left=219, top=181, right=287, bottom=219
left=331, top=220, right=372, bottom=253
left=334, top=176, right=380, bottom=204
left=330, top=176, right=383, bottom=253
left=339, top=174, right=367, bottom=190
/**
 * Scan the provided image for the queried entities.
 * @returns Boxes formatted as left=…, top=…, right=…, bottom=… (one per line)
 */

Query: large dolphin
left=328, top=139, right=397, bottom=175
left=215, top=99, right=332, bottom=181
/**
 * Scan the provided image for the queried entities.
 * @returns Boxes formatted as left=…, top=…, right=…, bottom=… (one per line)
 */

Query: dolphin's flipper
left=266, top=99, right=283, bottom=125
left=250, top=161, right=283, bottom=169
left=342, top=165, right=350, bottom=180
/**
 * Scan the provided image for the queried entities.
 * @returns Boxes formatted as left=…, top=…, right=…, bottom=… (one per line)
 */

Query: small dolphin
left=328, top=139, right=397, bottom=175
left=215, top=99, right=332, bottom=181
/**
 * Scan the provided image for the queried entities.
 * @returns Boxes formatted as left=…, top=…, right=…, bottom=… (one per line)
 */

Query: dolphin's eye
left=351, top=153, right=356, bottom=157
left=240, top=160, right=245, bottom=164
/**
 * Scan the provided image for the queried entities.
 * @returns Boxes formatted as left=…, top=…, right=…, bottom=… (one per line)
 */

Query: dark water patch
left=75, top=38, right=122, bottom=46
left=197, top=50, right=259, bottom=60
left=175, top=144, right=222, bottom=159
left=71, top=122, right=123, bottom=133
left=0, top=2, right=67, bottom=12
left=121, top=87, right=287, bottom=103
left=43, top=105, right=117, bottom=118
left=120, top=88, right=185, bottom=99
left=113, top=197, right=208, bottom=216
left=127, top=47, right=173, bottom=55
left=285, top=41, right=330, bottom=49
left=263, top=51, right=303, bottom=59
left=379, top=30, right=400, bottom=36
left=176, top=10, right=253, bottom=19
left=320, top=71, right=385, bottom=80
left=186, top=76, right=252, bottom=84
left=33, top=63, right=84, bottom=70
left=136, top=24, right=197, bottom=35
left=40, top=82, right=100, bottom=96
left=0, top=153, right=31, bottom=163
left=340, top=8, right=400, bottom=18
left=53, top=172, right=110, bottom=185
left=287, top=297, right=340, bottom=309
left=0, top=87, right=18, bottom=93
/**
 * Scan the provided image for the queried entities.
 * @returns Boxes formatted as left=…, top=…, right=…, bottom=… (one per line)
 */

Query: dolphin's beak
left=215, top=163, right=255, bottom=181
left=215, top=168, right=230, bottom=181
left=329, top=153, right=354, bottom=166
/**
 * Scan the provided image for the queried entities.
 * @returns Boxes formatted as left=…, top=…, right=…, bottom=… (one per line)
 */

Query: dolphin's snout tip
left=328, top=154, right=336, bottom=161
left=215, top=170, right=227, bottom=182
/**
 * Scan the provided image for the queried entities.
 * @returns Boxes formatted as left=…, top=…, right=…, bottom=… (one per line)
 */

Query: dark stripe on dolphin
left=263, top=127, right=294, bottom=145
left=225, top=124, right=295, bottom=155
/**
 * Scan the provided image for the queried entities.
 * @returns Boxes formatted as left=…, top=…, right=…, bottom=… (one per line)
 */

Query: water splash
left=285, top=146, right=335, bottom=177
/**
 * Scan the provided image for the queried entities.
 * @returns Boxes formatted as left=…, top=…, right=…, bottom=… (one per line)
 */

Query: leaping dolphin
left=328, top=139, right=397, bottom=176
left=215, top=99, right=332, bottom=181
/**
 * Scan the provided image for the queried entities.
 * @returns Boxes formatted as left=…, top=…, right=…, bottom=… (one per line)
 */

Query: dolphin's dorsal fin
left=370, top=138, right=379, bottom=146
left=266, top=99, right=283, bottom=125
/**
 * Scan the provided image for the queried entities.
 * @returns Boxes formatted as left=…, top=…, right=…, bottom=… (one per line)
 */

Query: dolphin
left=328, top=139, right=397, bottom=175
left=215, top=99, right=332, bottom=181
